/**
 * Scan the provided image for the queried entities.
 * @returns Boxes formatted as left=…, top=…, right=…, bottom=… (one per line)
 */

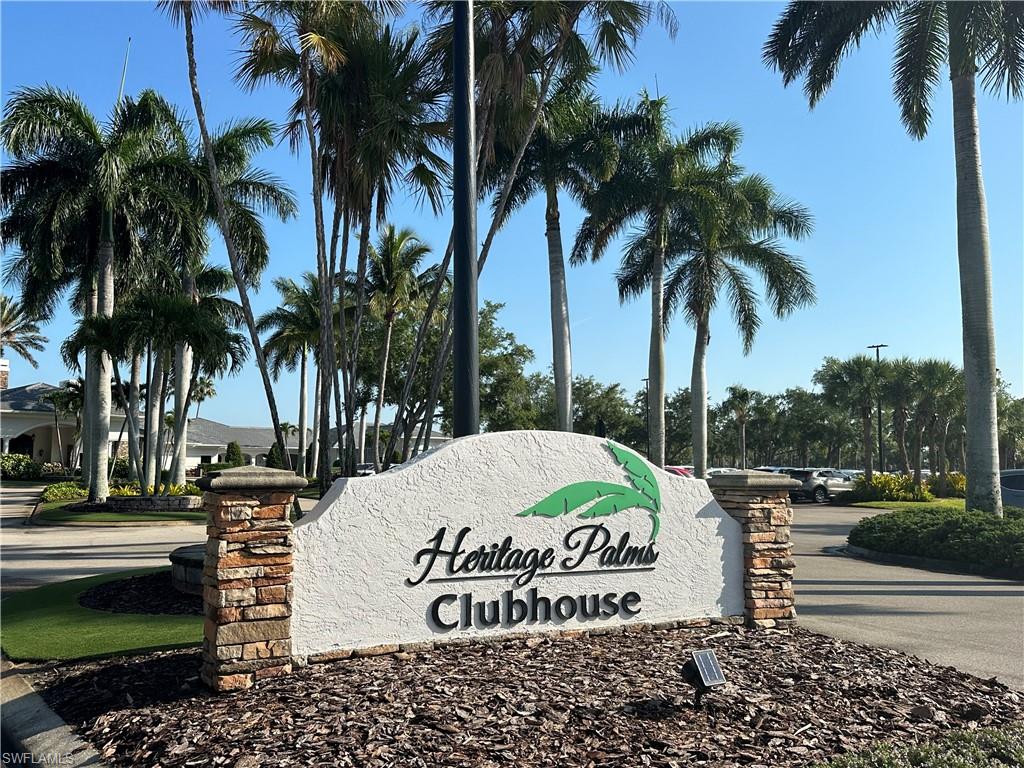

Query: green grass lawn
left=35, top=499, right=206, bottom=524
left=297, top=486, right=322, bottom=500
left=814, top=723, right=1024, bottom=767
left=851, top=497, right=965, bottom=512
left=0, top=568, right=202, bottom=661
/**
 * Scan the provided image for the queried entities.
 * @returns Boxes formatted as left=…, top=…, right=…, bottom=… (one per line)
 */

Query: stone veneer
left=198, top=466, right=305, bottom=692
left=707, top=471, right=798, bottom=628
left=109, top=495, right=203, bottom=513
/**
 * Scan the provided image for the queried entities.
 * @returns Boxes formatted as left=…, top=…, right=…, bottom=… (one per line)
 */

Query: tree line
left=2, top=1, right=1020, bottom=518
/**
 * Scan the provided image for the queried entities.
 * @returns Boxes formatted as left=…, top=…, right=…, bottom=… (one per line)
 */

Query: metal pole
left=868, top=344, right=888, bottom=472
left=452, top=0, right=479, bottom=437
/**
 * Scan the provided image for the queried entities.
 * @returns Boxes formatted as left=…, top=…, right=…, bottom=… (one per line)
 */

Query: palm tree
left=572, top=98, right=756, bottom=470
left=2, top=86, right=197, bottom=501
left=257, top=272, right=327, bottom=477
left=724, top=385, right=755, bottom=470
left=618, top=157, right=813, bottom=477
left=0, top=296, right=47, bottom=367
left=881, top=357, right=918, bottom=474
left=159, top=0, right=295, bottom=474
left=910, top=359, right=962, bottom=490
left=764, top=2, right=1021, bottom=514
left=384, top=1, right=676, bottom=469
left=365, top=226, right=433, bottom=471
left=279, top=422, right=298, bottom=459
left=490, top=77, right=646, bottom=432
left=191, top=377, right=215, bottom=418
left=814, top=355, right=883, bottom=481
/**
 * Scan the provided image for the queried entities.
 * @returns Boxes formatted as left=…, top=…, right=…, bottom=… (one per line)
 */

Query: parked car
left=355, top=463, right=376, bottom=477
left=788, top=468, right=854, bottom=503
left=706, top=467, right=740, bottom=477
left=1001, top=469, right=1024, bottom=508
left=664, top=466, right=693, bottom=478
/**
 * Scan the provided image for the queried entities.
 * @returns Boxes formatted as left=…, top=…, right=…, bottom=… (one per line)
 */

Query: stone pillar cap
left=197, top=466, right=307, bottom=493
left=706, top=470, right=799, bottom=490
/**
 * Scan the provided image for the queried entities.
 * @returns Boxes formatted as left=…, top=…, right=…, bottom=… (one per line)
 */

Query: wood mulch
left=33, top=625, right=1023, bottom=768
left=78, top=571, right=203, bottom=616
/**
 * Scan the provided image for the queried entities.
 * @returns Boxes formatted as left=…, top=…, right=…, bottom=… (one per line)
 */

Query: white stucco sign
left=291, top=431, right=743, bottom=657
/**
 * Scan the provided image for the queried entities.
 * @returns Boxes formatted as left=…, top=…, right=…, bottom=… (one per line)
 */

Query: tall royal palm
left=2, top=86, right=195, bottom=500
left=573, top=97, right=746, bottom=469
left=615, top=151, right=814, bottom=476
left=160, top=0, right=294, bottom=471
left=0, top=296, right=47, bottom=368
left=366, top=226, right=433, bottom=471
left=764, top=2, right=1021, bottom=514
left=492, top=77, right=643, bottom=432
left=257, top=272, right=328, bottom=477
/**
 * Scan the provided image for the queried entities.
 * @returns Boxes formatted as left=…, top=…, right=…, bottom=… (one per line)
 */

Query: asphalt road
left=0, top=483, right=204, bottom=595
left=2, top=486, right=1022, bottom=688
left=793, top=502, right=1024, bottom=690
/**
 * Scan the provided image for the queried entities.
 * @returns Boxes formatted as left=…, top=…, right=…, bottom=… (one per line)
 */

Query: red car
left=664, top=465, right=693, bottom=478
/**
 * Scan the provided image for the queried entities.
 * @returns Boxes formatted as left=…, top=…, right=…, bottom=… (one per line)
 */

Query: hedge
left=0, top=453, right=43, bottom=480
left=41, top=482, right=88, bottom=503
left=848, top=504, right=1024, bottom=575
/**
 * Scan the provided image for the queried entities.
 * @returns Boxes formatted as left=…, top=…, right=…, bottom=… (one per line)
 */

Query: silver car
left=788, top=468, right=854, bottom=503
left=1001, top=469, right=1024, bottom=508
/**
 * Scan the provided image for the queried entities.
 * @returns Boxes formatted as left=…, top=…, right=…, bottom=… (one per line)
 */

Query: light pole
left=452, top=0, right=479, bottom=437
left=868, top=343, right=888, bottom=472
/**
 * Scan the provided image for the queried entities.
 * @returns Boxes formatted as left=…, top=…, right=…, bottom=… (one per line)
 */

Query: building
left=0, top=378, right=449, bottom=472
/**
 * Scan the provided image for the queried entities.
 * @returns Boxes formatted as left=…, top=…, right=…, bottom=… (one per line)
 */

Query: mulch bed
left=33, top=625, right=1023, bottom=768
left=78, top=571, right=203, bottom=616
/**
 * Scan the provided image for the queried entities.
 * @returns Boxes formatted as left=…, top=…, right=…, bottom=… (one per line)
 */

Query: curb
left=0, top=658, right=108, bottom=767
left=842, top=544, right=1024, bottom=581
left=27, top=517, right=205, bottom=528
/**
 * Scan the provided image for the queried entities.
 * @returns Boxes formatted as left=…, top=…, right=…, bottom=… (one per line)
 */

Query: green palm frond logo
left=516, top=442, right=662, bottom=541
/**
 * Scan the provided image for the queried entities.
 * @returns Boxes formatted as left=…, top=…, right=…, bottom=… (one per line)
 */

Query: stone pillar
left=198, top=466, right=306, bottom=692
left=707, top=471, right=798, bottom=628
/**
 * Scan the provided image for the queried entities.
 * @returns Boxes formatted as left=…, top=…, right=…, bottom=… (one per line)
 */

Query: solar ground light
left=681, top=649, right=727, bottom=706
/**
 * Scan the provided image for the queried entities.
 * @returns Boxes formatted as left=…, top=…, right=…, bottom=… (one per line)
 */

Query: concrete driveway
left=792, top=502, right=1024, bottom=690
left=0, top=483, right=204, bottom=594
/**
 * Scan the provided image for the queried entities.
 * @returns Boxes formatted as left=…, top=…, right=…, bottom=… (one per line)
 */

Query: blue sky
left=2, top=2, right=1022, bottom=430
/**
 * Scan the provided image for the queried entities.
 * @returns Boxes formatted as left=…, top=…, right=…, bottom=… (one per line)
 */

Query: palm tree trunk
left=950, top=73, right=1002, bottom=515
left=913, top=420, right=924, bottom=489
left=52, top=408, right=64, bottom=469
left=111, top=365, right=146, bottom=484
left=89, top=218, right=114, bottom=502
left=108, top=415, right=126, bottom=483
left=895, top=408, right=911, bottom=474
left=154, top=359, right=170, bottom=493
left=172, top=273, right=194, bottom=486
left=372, top=319, right=395, bottom=472
left=345, top=205, right=373, bottom=475
left=648, top=239, right=666, bottom=468
left=180, top=3, right=289, bottom=471
left=544, top=185, right=573, bottom=432
left=144, top=350, right=164, bottom=491
left=740, top=421, right=747, bottom=470
left=862, top=408, right=874, bottom=482
left=128, top=353, right=141, bottom=481
left=310, top=365, right=321, bottom=479
left=690, top=315, right=710, bottom=478
left=357, top=405, right=367, bottom=465
left=297, top=345, right=308, bottom=477
left=81, top=283, right=97, bottom=487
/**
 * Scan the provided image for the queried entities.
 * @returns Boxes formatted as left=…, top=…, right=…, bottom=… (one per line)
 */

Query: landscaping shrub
left=0, top=453, right=42, bottom=480
left=926, top=470, right=966, bottom=498
left=816, top=723, right=1024, bottom=767
left=836, top=472, right=934, bottom=504
left=109, top=482, right=202, bottom=497
left=201, top=462, right=235, bottom=474
left=848, top=504, right=1024, bottom=575
left=41, top=482, right=88, bottom=503
left=107, top=456, right=131, bottom=480
left=40, top=461, right=66, bottom=475
left=224, top=441, right=244, bottom=467
left=265, top=442, right=285, bottom=469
